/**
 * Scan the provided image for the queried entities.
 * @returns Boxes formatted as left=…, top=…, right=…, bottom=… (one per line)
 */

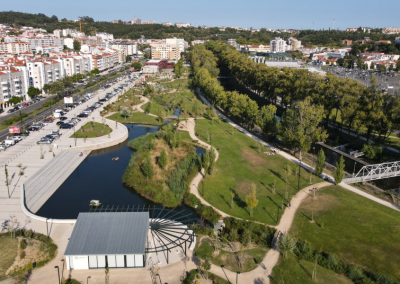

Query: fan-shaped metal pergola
left=89, top=205, right=197, bottom=264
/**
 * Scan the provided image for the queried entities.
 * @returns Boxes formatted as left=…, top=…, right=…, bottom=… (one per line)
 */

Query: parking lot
left=0, top=72, right=142, bottom=150
left=325, top=65, right=400, bottom=94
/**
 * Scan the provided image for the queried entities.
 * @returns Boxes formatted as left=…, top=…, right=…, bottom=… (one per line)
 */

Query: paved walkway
left=0, top=76, right=133, bottom=284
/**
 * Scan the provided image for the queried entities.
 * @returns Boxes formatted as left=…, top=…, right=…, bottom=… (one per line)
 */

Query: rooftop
left=64, top=212, right=149, bottom=256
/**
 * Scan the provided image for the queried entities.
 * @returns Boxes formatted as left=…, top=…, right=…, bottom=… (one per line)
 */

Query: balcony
left=47, top=70, right=52, bottom=73
left=1, top=81, right=8, bottom=86
left=2, top=86, right=9, bottom=91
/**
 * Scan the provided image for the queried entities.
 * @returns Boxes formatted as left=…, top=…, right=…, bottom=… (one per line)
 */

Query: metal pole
left=54, top=266, right=60, bottom=284
left=236, top=272, right=240, bottom=284
left=353, top=162, right=357, bottom=177
left=46, top=218, right=49, bottom=237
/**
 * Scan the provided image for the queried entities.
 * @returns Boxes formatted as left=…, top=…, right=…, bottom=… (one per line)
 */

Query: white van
left=4, top=139, right=15, bottom=146
left=54, top=109, right=64, bottom=118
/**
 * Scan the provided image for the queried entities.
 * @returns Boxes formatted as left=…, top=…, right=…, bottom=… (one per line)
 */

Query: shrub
left=20, top=239, right=27, bottom=250
left=20, top=251, right=26, bottom=259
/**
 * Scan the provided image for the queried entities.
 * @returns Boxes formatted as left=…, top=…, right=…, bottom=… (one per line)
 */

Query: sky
left=2, top=0, right=400, bottom=30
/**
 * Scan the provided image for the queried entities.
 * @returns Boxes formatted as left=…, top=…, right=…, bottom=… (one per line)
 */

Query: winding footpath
left=180, top=116, right=332, bottom=283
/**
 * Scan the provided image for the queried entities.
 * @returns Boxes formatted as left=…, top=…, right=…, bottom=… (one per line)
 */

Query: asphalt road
left=324, top=65, right=400, bottom=94
left=0, top=70, right=131, bottom=142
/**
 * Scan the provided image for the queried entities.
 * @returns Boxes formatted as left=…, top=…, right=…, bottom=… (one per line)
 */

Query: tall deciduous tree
left=333, top=155, right=345, bottom=184
left=27, top=86, right=41, bottom=98
left=277, top=234, right=297, bottom=258
left=315, top=149, right=325, bottom=176
left=73, top=40, right=81, bottom=52
left=246, top=183, right=258, bottom=216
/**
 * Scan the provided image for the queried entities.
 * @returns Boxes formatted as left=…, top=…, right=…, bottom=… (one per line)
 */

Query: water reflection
left=37, top=124, right=201, bottom=219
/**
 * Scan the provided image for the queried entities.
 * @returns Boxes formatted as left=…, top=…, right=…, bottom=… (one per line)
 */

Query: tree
left=141, top=156, right=154, bottom=178
left=370, top=62, right=375, bottom=70
left=27, top=86, right=41, bottom=98
left=337, top=58, right=344, bottom=66
left=126, top=55, right=132, bottom=62
left=277, top=234, right=297, bottom=258
left=245, top=183, right=258, bottom=216
left=159, top=149, right=168, bottom=169
left=333, top=155, right=345, bottom=184
left=8, top=96, right=23, bottom=105
left=202, top=258, right=211, bottom=280
left=121, top=107, right=130, bottom=120
left=73, top=40, right=81, bottom=52
left=145, top=102, right=151, bottom=114
left=379, top=64, right=386, bottom=73
left=131, top=62, right=142, bottom=70
left=396, top=60, right=400, bottom=72
left=42, top=84, right=51, bottom=94
left=174, top=59, right=184, bottom=78
left=315, top=149, right=325, bottom=176
left=389, top=64, right=394, bottom=72
left=90, top=68, right=100, bottom=75
left=230, top=190, right=235, bottom=209
left=277, top=97, right=328, bottom=189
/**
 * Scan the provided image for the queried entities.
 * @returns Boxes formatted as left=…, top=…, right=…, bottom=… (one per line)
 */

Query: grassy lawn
left=142, top=78, right=207, bottom=118
left=0, top=236, right=17, bottom=280
left=195, top=119, right=322, bottom=225
left=290, top=185, right=400, bottom=281
left=71, top=122, right=112, bottom=138
left=106, top=112, right=163, bottom=126
left=271, top=254, right=353, bottom=284
left=195, top=237, right=267, bottom=273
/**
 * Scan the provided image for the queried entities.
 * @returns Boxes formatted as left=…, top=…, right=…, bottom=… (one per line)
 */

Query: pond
left=36, top=124, right=204, bottom=219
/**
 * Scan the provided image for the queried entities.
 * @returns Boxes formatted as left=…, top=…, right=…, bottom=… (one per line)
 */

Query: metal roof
left=64, top=212, right=149, bottom=256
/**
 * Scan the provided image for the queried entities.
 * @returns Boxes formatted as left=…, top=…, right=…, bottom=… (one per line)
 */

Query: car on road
left=59, top=116, right=68, bottom=121
left=37, top=138, right=52, bottom=144
left=7, top=109, right=16, bottom=113
left=12, top=136, right=22, bottom=142
left=77, top=113, right=88, bottom=118
left=4, top=139, right=16, bottom=146
left=59, top=123, right=73, bottom=129
left=56, top=121, right=64, bottom=126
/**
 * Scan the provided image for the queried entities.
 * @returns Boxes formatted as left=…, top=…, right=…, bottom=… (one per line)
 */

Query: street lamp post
left=353, top=162, right=357, bottom=177
left=87, top=276, right=91, bottom=284
left=236, top=272, right=240, bottom=284
left=54, top=266, right=60, bottom=284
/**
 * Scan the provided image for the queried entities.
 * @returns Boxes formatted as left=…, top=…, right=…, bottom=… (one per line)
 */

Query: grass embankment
left=107, top=112, right=162, bottom=126
left=123, top=128, right=199, bottom=207
left=183, top=269, right=231, bottom=284
left=71, top=122, right=112, bottom=138
left=0, top=236, right=17, bottom=280
left=271, top=254, right=353, bottom=284
left=142, top=78, right=207, bottom=118
left=195, top=118, right=322, bottom=225
left=290, top=185, right=400, bottom=281
left=195, top=238, right=267, bottom=273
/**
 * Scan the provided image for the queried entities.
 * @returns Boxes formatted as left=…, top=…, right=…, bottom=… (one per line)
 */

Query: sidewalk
left=0, top=76, right=133, bottom=284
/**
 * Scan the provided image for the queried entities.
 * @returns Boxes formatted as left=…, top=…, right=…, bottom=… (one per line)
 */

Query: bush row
left=184, top=193, right=222, bottom=225
left=220, top=217, right=276, bottom=248
left=295, top=240, right=399, bottom=284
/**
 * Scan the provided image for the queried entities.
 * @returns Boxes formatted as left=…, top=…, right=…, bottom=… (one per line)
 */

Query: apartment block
left=270, top=37, right=286, bottom=53
left=151, top=43, right=180, bottom=60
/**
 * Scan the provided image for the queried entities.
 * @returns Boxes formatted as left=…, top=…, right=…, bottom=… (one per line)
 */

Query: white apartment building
left=109, top=42, right=137, bottom=56
left=175, top=23, right=191, bottom=28
left=161, top=22, right=172, bottom=26
left=34, top=45, right=62, bottom=54
left=165, top=37, right=185, bottom=55
left=270, top=37, right=286, bottom=53
left=0, top=42, right=31, bottom=54
left=96, top=33, right=114, bottom=41
left=0, top=66, right=28, bottom=103
left=62, top=29, right=75, bottom=37
left=227, top=39, right=238, bottom=49
left=151, top=43, right=180, bottom=60
left=53, top=29, right=62, bottom=38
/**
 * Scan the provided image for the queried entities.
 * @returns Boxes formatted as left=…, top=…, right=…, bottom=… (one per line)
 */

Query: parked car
left=77, top=113, right=88, bottom=118
left=59, top=116, right=68, bottom=121
left=59, top=123, right=73, bottom=129
left=56, top=121, right=64, bottom=126
left=28, top=126, right=40, bottom=131
left=23, top=103, right=29, bottom=107
left=44, top=134, right=55, bottom=141
left=12, top=136, right=22, bottom=142
left=37, top=138, right=52, bottom=144
left=43, top=118, right=54, bottom=123
left=7, top=109, right=15, bottom=113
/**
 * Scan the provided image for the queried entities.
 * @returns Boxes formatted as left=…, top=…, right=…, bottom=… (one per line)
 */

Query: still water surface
left=37, top=124, right=204, bottom=219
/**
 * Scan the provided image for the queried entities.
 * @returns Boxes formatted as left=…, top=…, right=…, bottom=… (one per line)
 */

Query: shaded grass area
left=0, top=236, right=17, bottom=280
left=71, top=122, right=112, bottom=138
left=195, top=118, right=322, bottom=225
left=184, top=269, right=231, bottom=284
left=106, top=112, right=163, bottom=125
left=271, top=254, right=353, bottom=284
left=143, top=78, right=207, bottom=117
left=195, top=238, right=267, bottom=273
left=290, top=185, right=400, bottom=281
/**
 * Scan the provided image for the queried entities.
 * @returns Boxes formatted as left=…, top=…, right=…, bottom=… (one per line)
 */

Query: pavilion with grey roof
left=64, top=212, right=149, bottom=270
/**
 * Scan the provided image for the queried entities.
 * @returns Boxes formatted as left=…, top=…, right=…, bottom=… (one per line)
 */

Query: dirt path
left=181, top=117, right=333, bottom=283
